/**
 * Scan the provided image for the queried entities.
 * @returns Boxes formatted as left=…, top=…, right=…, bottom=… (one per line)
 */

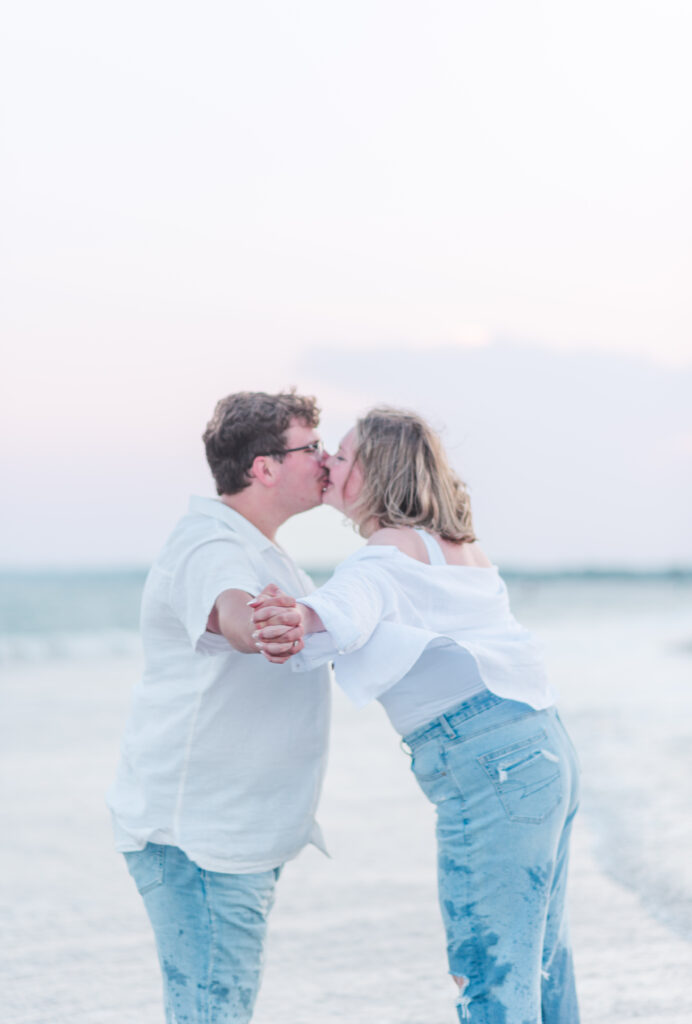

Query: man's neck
left=219, top=492, right=286, bottom=543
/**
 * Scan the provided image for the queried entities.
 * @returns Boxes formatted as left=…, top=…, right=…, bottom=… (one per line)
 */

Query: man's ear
left=250, top=455, right=279, bottom=487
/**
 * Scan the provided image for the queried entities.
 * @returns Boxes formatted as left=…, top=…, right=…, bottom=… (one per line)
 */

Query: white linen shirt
left=291, top=546, right=555, bottom=711
left=107, top=497, right=331, bottom=873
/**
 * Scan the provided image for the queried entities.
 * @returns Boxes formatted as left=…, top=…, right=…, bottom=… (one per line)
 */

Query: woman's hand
left=248, top=584, right=305, bottom=664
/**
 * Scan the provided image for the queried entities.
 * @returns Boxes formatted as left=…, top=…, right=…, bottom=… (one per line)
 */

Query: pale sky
left=1, top=2, right=690, bottom=568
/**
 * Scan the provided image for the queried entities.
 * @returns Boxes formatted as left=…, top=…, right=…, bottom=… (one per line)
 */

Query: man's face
left=273, top=419, right=329, bottom=515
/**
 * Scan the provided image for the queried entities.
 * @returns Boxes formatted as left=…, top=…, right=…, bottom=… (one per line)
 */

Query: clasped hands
left=248, top=584, right=305, bottom=664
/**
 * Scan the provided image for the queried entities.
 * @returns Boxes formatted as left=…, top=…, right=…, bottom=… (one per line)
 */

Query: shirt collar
left=188, top=496, right=277, bottom=553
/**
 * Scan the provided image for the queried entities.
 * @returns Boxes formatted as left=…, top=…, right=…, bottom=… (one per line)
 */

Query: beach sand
left=2, top=635, right=691, bottom=1024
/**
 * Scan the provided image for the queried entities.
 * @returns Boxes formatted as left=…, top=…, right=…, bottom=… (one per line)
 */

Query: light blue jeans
left=124, top=844, right=280, bottom=1024
left=403, top=691, right=580, bottom=1023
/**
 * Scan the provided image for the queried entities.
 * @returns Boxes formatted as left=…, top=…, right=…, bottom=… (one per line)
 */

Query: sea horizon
left=2, top=561, right=692, bottom=578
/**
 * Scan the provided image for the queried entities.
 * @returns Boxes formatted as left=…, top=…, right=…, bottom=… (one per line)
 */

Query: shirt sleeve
left=294, top=557, right=389, bottom=661
left=169, top=537, right=262, bottom=653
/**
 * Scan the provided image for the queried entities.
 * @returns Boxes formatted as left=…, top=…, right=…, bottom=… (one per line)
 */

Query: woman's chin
left=321, top=489, right=344, bottom=514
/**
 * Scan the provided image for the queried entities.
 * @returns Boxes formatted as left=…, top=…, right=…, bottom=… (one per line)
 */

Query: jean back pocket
left=478, top=730, right=562, bottom=824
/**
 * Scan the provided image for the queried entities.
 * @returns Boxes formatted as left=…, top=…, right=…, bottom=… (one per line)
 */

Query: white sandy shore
left=2, top=653, right=691, bottom=1024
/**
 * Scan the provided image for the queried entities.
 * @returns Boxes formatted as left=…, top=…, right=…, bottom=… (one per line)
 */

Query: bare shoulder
left=367, top=528, right=493, bottom=567
left=440, top=538, right=493, bottom=568
left=366, top=527, right=428, bottom=562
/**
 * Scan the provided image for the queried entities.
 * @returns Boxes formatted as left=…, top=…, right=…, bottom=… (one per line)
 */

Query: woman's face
left=322, top=427, right=364, bottom=519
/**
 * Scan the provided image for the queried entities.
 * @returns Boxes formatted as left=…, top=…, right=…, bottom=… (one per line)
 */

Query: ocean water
left=0, top=568, right=146, bottom=663
left=3, top=566, right=689, bottom=661
left=2, top=567, right=692, bottom=1022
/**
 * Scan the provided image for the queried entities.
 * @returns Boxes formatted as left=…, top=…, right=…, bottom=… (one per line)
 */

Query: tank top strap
left=413, top=528, right=447, bottom=566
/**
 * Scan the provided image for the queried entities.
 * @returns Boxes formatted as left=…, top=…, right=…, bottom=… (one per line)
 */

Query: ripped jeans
left=403, top=692, right=580, bottom=1023
left=124, top=844, right=280, bottom=1023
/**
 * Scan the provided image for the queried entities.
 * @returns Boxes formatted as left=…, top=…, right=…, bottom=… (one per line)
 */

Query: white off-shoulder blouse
left=291, top=544, right=556, bottom=712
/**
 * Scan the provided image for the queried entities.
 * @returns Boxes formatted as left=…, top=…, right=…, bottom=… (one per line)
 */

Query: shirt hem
left=113, top=829, right=329, bottom=874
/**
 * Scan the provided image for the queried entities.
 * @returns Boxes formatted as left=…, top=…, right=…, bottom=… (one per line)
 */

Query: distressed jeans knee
left=452, top=976, right=472, bottom=1021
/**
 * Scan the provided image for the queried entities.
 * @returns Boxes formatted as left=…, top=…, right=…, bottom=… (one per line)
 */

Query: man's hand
left=248, top=584, right=305, bottom=664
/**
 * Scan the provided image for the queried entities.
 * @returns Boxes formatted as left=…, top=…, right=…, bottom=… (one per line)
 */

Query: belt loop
left=439, top=713, right=456, bottom=738
left=399, top=738, right=413, bottom=757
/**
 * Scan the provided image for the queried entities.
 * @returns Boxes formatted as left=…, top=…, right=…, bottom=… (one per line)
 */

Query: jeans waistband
left=402, top=691, right=505, bottom=751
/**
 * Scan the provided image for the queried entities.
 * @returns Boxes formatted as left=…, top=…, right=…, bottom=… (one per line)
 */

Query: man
left=107, top=390, right=331, bottom=1023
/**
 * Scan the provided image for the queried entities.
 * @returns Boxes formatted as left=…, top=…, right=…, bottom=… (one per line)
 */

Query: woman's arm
left=251, top=558, right=388, bottom=665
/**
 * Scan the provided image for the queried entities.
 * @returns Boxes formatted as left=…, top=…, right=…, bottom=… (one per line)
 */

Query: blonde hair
left=352, top=407, right=476, bottom=542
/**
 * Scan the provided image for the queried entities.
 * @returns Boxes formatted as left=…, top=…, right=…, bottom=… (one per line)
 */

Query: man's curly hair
left=202, top=390, right=320, bottom=495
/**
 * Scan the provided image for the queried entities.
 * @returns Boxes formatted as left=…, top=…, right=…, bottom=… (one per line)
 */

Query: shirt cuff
left=289, top=632, right=337, bottom=672
left=297, top=594, right=363, bottom=655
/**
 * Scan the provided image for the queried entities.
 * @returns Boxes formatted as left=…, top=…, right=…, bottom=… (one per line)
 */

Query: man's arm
left=209, top=587, right=304, bottom=658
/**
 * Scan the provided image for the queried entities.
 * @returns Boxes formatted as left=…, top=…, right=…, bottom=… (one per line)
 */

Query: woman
left=250, top=407, right=580, bottom=1023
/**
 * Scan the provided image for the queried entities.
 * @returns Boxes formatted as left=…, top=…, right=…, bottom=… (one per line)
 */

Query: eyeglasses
left=263, top=440, right=324, bottom=458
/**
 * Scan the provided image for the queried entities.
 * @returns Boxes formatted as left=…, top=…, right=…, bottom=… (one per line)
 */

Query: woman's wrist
left=298, top=602, right=325, bottom=635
